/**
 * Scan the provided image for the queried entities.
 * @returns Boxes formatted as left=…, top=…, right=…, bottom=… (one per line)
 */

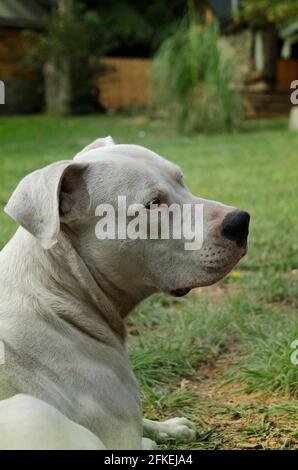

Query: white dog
left=0, top=137, right=249, bottom=449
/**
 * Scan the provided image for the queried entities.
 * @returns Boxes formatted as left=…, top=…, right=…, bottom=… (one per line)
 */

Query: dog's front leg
left=143, top=418, right=196, bottom=444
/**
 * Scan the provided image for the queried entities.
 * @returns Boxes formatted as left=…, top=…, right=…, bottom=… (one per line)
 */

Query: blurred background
left=0, top=0, right=297, bottom=450
left=0, top=0, right=298, bottom=124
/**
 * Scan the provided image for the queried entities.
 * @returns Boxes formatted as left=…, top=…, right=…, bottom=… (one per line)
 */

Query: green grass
left=0, top=114, right=297, bottom=449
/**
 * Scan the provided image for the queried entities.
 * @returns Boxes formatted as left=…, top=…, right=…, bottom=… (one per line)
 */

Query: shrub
left=24, top=2, right=109, bottom=114
left=150, top=14, right=241, bottom=134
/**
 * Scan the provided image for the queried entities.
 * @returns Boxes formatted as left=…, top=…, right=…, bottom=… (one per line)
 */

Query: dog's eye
left=145, top=198, right=161, bottom=209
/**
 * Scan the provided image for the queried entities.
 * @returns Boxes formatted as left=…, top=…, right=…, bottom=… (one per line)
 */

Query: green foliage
left=150, top=14, right=241, bottom=134
left=85, top=0, right=187, bottom=54
left=238, top=0, right=298, bottom=28
left=25, top=2, right=110, bottom=113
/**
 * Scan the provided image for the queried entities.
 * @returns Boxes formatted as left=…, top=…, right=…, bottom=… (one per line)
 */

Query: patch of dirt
left=192, top=269, right=258, bottom=303
left=291, top=269, right=298, bottom=281
left=192, top=271, right=247, bottom=305
left=187, top=353, right=298, bottom=449
left=193, top=283, right=238, bottom=305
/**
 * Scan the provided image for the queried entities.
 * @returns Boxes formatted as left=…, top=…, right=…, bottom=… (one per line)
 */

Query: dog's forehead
left=75, top=144, right=161, bottom=163
left=75, top=144, right=181, bottom=179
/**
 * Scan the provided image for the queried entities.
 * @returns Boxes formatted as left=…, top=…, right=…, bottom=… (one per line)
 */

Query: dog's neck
left=59, top=226, right=156, bottom=316
left=3, top=228, right=151, bottom=347
left=54, top=231, right=128, bottom=342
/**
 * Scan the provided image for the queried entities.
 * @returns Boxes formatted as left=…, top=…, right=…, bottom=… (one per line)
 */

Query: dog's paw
left=142, top=437, right=158, bottom=450
left=156, top=417, right=196, bottom=443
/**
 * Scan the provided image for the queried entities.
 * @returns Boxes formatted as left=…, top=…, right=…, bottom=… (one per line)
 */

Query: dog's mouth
left=168, top=246, right=248, bottom=298
left=170, top=288, right=191, bottom=297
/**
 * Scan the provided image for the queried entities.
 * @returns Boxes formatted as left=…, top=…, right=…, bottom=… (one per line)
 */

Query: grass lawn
left=0, top=114, right=297, bottom=449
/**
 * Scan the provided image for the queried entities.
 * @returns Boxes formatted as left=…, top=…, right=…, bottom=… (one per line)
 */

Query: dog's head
left=5, top=137, right=249, bottom=298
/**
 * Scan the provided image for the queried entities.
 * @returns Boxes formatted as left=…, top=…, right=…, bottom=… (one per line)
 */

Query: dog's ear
left=74, top=136, right=115, bottom=160
left=4, top=161, right=89, bottom=250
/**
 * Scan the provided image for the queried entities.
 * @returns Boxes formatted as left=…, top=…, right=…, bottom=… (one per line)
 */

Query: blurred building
left=0, top=0, right=52, bottom=113
left=203, top=0, right=298, bottom=117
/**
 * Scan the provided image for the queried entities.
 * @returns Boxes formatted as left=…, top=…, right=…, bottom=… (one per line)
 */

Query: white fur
left=0, top=394, right=105, bottom=450
left=143, top=418, right=196, bottom=443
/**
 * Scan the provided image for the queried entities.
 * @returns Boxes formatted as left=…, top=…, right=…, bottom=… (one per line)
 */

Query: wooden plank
left=98, top=57, right=152, bottom=110
left=276, top=59, right=298, bottom=91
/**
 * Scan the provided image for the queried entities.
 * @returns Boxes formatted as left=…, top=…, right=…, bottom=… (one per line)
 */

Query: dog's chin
left=168, top=259, right=244, bottom=297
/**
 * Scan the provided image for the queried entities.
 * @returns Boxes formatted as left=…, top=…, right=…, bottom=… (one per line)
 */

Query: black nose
left=221, top=210, right=250, bottom=248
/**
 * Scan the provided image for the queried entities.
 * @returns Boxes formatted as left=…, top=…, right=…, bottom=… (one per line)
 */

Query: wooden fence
left=97, top=57, right=152, bottom=110
left=276, top=59, right=298, bottom=92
